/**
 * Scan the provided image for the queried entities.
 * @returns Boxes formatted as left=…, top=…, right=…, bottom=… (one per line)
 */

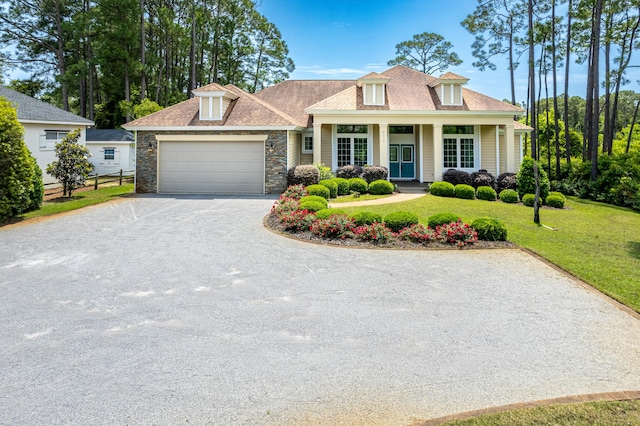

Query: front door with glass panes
left=336, top=125, right=369, bottom=167
left=442, top=125, right=476, bottom=172
left=389, top=125, right=415, bottom=179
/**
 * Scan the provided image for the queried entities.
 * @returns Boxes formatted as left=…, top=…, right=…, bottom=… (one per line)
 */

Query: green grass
left=330, top=194, right=391, bottom=203
left=17, top=184, right=134, bottom=221
left=439, top=399, right=640, bottom=425
left=340, top=194, right=640, bottom=312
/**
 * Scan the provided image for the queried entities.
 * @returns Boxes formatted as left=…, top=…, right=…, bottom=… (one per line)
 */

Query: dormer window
left=431, top=72, right=469, bottom=107
left=358, top=72, right=390, bottom=106
left=192, top=84, right=238, bottom=121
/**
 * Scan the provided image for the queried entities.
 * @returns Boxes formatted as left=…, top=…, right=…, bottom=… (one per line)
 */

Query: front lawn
left=329, top=193, right=391, bottom=203
left=12, top=184, right=135, bottom=222
left=339, top=194, right=640, bottom=313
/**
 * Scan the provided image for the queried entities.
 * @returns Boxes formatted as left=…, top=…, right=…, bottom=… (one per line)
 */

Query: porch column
left=379, top=123, right=389, bottom=176
left=433, top=124, right=443, bottom=182
left=313, top=123, right=322, bottom=165
left=505, top=123, right=515, bottom=172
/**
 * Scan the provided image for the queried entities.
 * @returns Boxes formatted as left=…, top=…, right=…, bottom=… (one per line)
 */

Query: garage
left=157, top=135, right=265, bottom=195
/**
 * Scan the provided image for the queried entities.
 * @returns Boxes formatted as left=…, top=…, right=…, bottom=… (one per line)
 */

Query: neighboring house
left=86, top=129, right=135, bottom=176
left=0, top=86, right=95, bottom=185
left=123, top=65, right=530, bottom=195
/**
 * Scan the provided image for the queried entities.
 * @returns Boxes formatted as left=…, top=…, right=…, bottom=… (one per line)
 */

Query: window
left=335, top=125, right=370, bottom=167
left=443, top=126, right=476, bottom=170
left=390, top=126, right=414, bottom=134
left=41, top=130, right=69, bottom=150
left=302, top=135, right=313, bottom=153
left=104, top=148, right=115, bottom=160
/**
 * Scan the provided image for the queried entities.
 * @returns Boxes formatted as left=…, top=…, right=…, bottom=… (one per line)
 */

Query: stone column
left=433, top=124, right=443, bottom=182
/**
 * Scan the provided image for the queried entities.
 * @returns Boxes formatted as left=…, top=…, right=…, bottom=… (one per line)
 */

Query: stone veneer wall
left=135, top=130, right=287, bottom=194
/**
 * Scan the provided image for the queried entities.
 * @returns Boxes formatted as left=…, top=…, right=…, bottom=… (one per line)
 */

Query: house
left=0, top=86, right=95, bottom=184
left=86, top=129, right=136, bottom=176
left=123, top=65, right=529, bottom=195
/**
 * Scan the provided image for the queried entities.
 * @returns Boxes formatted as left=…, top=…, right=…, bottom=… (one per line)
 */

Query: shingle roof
left=254, top=80, right=354, bottom=127
left=124, top=84, right=302, bottom=128
left=514, top=121, right=534, bottom=131
left=0, top=85, right=94, bottom=125
left=86, top=128, right=134, bottom=142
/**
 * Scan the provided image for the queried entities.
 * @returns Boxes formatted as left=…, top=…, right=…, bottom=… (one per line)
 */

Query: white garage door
left=158, top=140, right=264, bottom=194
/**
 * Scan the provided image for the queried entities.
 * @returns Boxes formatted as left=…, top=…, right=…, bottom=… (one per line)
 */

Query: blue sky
left=257, top=0, right=640, bottom=103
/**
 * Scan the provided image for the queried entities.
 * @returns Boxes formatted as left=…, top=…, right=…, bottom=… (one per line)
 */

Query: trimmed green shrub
left=368, top=179, right=394, bottom=195
left=516, top=157, right=550, bottom=201
left=442, top=169, right=472, bottom=185
left=470, top=170, right=496, bottom=189
left=347, top=177, right=368, bottom=193
left=522, top=193, right=536, bottom=207
left=362, top=166, right=388, bottom=183
left=383, top=211, right=419, bottom=232
left=430, top=181, right=455, bottom=197
left=336, top=165, right=363, bottom=179
left=454, top=184, right=475, bottom=199
left=305, top=184, right=330, bottom=200
left=315, top=208, right=347, bottom=219
left=471, top=217, right=508, bottom=241
left=319, top=179, right=338, bottom=198
left=499, top=189, right=519, bottom=203
left=28, top=158, right=44, bottom=211
left=546, top=194, right=565, bottom=209
left=299, top=200, right=326, bottom=212
left=282, top=184, right=307, bottom=199
left=428, top=212, right=461, bottom=228
left=310, top=214, right=356, bottom=238
left=287, top=164, right=319, bottom=186
left=299, top=195, right=328, bottom=208
left=332, top=178, right=350, bottom=196
left=548, top=191, right=566, bottom=201
left=352, top=211, right=383, bottom=226
left=497, top=172, right=517, bottom=192
left=476, top=185, right=497, bottom=201
left=314, top=163, right=334, bottom=180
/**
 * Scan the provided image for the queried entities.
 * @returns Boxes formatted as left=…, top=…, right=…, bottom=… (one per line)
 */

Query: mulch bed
left=264, top=214, right=515, bottom=250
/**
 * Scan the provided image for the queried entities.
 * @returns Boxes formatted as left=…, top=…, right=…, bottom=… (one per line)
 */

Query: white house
left=0, top=86, right=94, bottom=184
left=86, top=129, right=136, bottom=176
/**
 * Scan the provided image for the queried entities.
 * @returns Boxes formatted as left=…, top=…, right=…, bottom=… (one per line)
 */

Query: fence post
left=119, top=169, right=123, bottom=186
left=94, top=174, right=98, bottom=190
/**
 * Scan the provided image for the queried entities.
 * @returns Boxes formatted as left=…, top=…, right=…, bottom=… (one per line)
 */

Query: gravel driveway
left=1, top=195, right=639, bottom=425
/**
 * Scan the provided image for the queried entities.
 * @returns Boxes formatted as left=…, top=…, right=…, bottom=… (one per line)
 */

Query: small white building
left=0, top=86, right=94, bottom=184
left=86, top=129, right=136, bottom=176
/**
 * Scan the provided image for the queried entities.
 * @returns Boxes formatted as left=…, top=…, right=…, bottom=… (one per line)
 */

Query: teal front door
left=390, top=144, right=415, bottom=179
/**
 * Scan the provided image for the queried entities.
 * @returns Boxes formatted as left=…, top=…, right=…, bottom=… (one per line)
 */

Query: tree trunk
left=627, top=95, right=640, bottom=153
left=552, top=0, right=561, bottom=177
left=588, top=0, right=603, bottom=181
left=564, top=0, right=572, bottom=164
left=140, top=0, right=146, bottom=100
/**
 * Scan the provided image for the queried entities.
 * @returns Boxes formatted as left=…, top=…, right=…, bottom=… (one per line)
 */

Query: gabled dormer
left=431, top=72, right=469, bottom=106
left=358, top=72, right=390, bottom=106
left=192, top=83, right=238, bottom=121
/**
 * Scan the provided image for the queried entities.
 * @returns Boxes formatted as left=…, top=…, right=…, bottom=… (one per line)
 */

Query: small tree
left=46, top=129, right=93, bottom=197
left=0, top=96, right=40, bottom=222
left=387, top=32, right=463, bottom=75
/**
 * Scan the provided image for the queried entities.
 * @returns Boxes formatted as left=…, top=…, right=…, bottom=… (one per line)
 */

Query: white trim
left=301, top=133, right=313, bottom=154
left=19, top=119, right=94, bottom=126
left=122, top=125, right=302, bottom=131
left=305, top=109, right=523, bottom=117
left=495, top=125, right=500, bottom=176
left=155, top=134, right=268, bottom=142
left=419, top=125, right=424, bottom=183
left=332, top=124, right=373, bottom=169
left=442, top=125, right=479, bottom=172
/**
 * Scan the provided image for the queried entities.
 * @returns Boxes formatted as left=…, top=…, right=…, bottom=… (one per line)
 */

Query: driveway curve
left=1, top=195, right=640, bottom=425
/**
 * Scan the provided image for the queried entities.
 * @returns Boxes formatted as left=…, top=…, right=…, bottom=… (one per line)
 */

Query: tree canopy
left=387, top=32, right=463, bottom=75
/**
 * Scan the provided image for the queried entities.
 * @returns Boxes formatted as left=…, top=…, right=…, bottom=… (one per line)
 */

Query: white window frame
left=199, top=96, right=223, bottom=120
left=442, top=125, right=479, bottom=172
left=103, top=147, right=116, bottom=160
left=302, top=133, right=313, bottom=154
left=363, top=83, right=385, bottom=106
left=332, top=124, right=372, bottom=169
left=40, top=130, right=69, bottom=150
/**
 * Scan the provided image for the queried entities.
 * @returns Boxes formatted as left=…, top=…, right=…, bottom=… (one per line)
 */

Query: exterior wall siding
left=514, top=134, right=523, bottom=171
left=321, top=124, right=332, bottom=168
left=422, top=124, right=435, bottom=181
left=480, top=125, right=497, bottom=176
left=300, top=153, right=313, bottom=164
left=135, top=129, right=287, bottom=194
left=87, top=142, right=135, bottom=176
left=287, top=131, right=300, bottom=169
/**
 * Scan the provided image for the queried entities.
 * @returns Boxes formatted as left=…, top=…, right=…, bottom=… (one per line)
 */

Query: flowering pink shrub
left=281, top=184, right=307, bottom=200
left=435, top=220, right=478, bottom=247
left=271, top=196, right=300, bottom=217
left=353, top=223, right=394, bottom=243
left=310, top=214, right=356, bottom=239
left=279, top=209, right=316, bottom=232
left=397, top=224, right=437, bottom=244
